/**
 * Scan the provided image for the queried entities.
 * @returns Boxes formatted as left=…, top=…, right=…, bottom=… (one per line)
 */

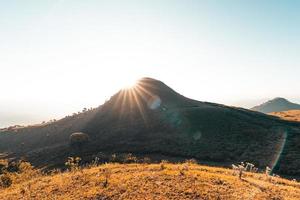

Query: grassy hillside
left=270, top=110, right=300, bottom=122
left=0, top=162, right=299, bottom=200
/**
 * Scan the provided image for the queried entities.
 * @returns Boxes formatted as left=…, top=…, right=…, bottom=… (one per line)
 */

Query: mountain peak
left=135, top=77, right=168, bottom=91
left=106, top=77, right=190, bottom=111
left=271, top=97, right=289, bottom=102
left=251, top=97, right=300, bottom=113
left=135, top=77, right=179, bottom=96
left=137, top=77, right=162, bottom=83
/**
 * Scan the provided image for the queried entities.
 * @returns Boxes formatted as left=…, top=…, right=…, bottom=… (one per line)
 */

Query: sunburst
left=112, top=79, right=161, bottom=126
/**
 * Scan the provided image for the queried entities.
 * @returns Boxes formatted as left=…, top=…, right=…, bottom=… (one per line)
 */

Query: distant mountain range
left=1, top=78, right=300, bottom=177
left=251, top=97, right=300, bottom=113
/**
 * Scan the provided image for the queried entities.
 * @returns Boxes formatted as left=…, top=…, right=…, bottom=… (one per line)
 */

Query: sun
left=121, top=77, right=138, bottom=89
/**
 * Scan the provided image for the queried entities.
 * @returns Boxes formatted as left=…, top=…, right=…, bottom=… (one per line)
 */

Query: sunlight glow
left=111, top=78, right=160, bottom=126
left=121, top=78, right=138, bottom=89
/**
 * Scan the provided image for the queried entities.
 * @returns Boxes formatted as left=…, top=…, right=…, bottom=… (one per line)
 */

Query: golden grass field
left=270, top=110, right=300, bottom=122
left=0, top=162, right=299, bottom=200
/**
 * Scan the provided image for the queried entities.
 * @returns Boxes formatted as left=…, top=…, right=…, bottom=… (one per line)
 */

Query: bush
left=185, top=159, right=198, bottom=165
left=69, top=132, right=90, bottom=150
left=232, top=162, right=246, bottom=179
left=0, top=159, right=8, bottom=174
left=0, top=160, right=38, bottom=188
left=101, top=168, right=111, bottom=188
left=123, top=153, right=137, bottom=163
left=142, top=157, right=151, bottom=164
left=3, top=160, right=34, bottom=174
left=160, top=163, right=166, bottom=170
left=110, top=154, right=117, bottom=162
left=18, top=161, right=34, bottom=173
left=0, top=174, right=12, bottom=188
left=65, top=157, right=81, bottom=171
left=6, top=161, right=19, bottom=173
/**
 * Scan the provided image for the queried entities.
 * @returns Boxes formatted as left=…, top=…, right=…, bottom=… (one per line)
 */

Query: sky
left=1, top=0, right=300, bottom=127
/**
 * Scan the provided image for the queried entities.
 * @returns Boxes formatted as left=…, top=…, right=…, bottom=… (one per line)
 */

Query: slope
left=251, top=98, right=300, bottom=113
left=0, top=78, right=300, bottom=177
left=1, top=163, right=300, bottom=200
left=270, top=110, right=300, bottom=122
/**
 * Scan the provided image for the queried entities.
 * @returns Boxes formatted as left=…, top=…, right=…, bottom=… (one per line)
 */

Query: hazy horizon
left=1, top=0, right=300, bottom=127
left=1, top=87, right=300, bottom=128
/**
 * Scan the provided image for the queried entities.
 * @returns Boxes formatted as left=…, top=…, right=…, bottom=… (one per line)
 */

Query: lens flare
left=147, top=95, right=161, bottom=110
left=269, top=129, right=288, bottom=173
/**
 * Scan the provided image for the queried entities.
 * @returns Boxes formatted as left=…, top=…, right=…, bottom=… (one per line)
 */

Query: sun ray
left=118, top=89, right=129, bottom=120
left=128, top=88, right=134, bottom=110
left=112, top=90, right=124, bottom=111
left=111, top=79, right=161, bottom=126
left=131, top=87, right=148, bottom=126
left=135, top=84, right=155, bottom=100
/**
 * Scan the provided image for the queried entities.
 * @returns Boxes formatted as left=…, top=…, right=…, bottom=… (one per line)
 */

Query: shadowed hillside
left=0, top=78, right=300, bottom=177
left=251, top=98, right=300, bottom=114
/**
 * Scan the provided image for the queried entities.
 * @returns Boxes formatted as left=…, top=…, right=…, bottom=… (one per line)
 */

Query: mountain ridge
left=0, top=78, right=300, bottom=177
left=251, top=97, right=300, bottom=113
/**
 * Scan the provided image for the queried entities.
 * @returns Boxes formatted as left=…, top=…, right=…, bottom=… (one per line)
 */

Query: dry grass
left=270, top=110, right=300, bottom=122
left=0, top=163, right=299, bottom=200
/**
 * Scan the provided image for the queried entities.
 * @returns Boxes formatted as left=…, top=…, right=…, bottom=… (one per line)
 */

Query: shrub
left=265, top=166, right=272, bottom=182
left=232, top=162, right=246, bottom=179
left=265, top=166, right=271, bottom=175
left=69, top=132, right=90, bottom=150
left=91, top=157, right=100, bottom=166
left=160, top=160, right=169, bottom=164
left=99, top=168, right=111, bottom=188
left=185, top=159, right=197, bottom=165
left=0, top=159, right=8, bottom=174
left=160, top=163, right=166, bottom=170
left=110, top=154, right=117, bottom=162
left=123, top=153, right=137, bottom=163
left=0, top=160, right=38, bottom=188
left=6, top=161, right=19, bottom=173
left=18, top=161, right=34, bottom=173
left=160, top=160, right=169, bottom=170
left=142, top=157, right=151, bottom=164
left=0, top=174, right=12, bottom=188
left=245, top=162, right=254, bottom=172
left=65, top=157, right=81, bottom=171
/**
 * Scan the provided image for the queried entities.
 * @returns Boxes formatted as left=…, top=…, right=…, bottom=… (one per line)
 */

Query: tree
left=69, top=132, right=90, bottom=151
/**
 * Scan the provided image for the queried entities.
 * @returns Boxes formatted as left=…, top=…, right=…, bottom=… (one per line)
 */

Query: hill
left=1, top=162, right=300, bottom=200
left=251, top=98, right=300, bottom=114
left=270, top=110, right=300, bottom=122
left=0, top=78, right=300, bottom=177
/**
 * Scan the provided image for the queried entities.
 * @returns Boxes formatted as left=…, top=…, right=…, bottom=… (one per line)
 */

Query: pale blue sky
left=0, top=0, right=300, bottom=127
